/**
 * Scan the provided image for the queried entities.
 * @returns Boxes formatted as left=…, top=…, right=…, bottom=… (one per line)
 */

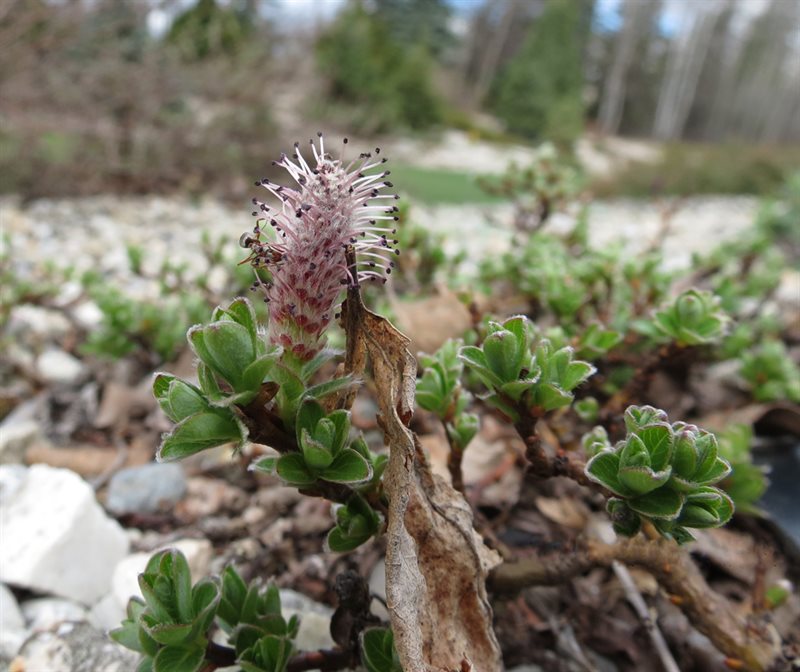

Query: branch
left=488, top=537, right=780, bottom=672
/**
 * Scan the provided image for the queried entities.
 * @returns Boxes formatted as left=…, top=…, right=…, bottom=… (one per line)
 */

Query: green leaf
left=607, top=499, right=642, bottom=537
left=304, top=376, right=357, bottom=404
left=109, top=615, right=144, bottom=652
left=138, top=576, right=175, bottom=625
left=167, top=551, right=194, bottom=624
left=322, top=449, right=372, bottom=484
left=671, top=430, right=697, bottom=478
left=225, top=297, right=257, bottom=343
left=300, top=428, right=333, bottom=470
left=158, top=411, right=242, bottom=461
left=624, top=406, right=667, bottom=433
left=142, top=620, right=194, bottom=647
left=361, top=628, right=401, bottom=672
left=153, top=373, right=174, bottom=401
left=628, top=488, right=684, bottom=520
left=241, top=352, right=281, bottom=394
left=250, top=457, right=277, bottom=475
left=532, top=382, right=573, bottom=411
left=561, top=359, right=596, bottom=391
left=136, top=658, right=155, bottom=672
left=620, top=434, right=651, bottom=469
left=678, top=504, right=720, bottom=528
left=637, top=423, right=674, bottom=471
left=618, top=466, right=672, bottom=495
left=448, top=412, right=479, bottom=451
left=196, top=362, right=222, bottom=399
left=218, top=566, right=247, bottom=629
left=459, top=346, right=505, bottom=389
left=326, top=525, right=369, bottom=552
left=203, top=321, right=255, bottom=387
left=275, top=453, right=316, bottom=487
left=483, top=330, right=523, bottom=382
left=581, top=426, right=611, bottom=458
left=500, top=379, right=538, bottom=403
left=153, top=645, right=205, bottom=672
left=696, top=457, right=732, bottom=485
left=585, top=451, right=631, bottom=497
left=295, top=399, right=326, bottom=444
left=326, top=410, right=352, bottom=455
left=165, top=379, right=209, bottom=423
left=191, top=578, right=220, bottom=634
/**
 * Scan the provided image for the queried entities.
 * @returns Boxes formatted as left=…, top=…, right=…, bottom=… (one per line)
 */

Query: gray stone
left=0, top=583, right=26, bottom=659
left=22, top=597, right=88, bottom=632
left=0, top=465, right=129, bottom=606
left=106, top=462, right=187, bottom=515
left=35, top=349, right=86, bottom=386
left=0, top=419, right=40, bottom=465
left=15, top=620, right=138, bottom=672
left=8, top=305, right=71, bottom=340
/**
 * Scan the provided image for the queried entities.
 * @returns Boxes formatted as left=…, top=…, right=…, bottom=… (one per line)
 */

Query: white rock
left=35, top=349, right=86, bottom=386
left=0, top=465, right=129, bottom=606
left=368, top=559, right=389, bottom=620
left=280, top=589, right=335, bottom=651
left=206, top=265, right=229, bottom=296
left=22, top=597, right=88, bottom=632
left=0, top=419, right=40, bottom=465
left=0, top=583, right=27, bottom=659
left=71, top=300, right=104, bottom=331
left=15, top=621, right=138, bottom=672
left=8, top=305, right=71, bottom=340
left=110, top=538, right=213, bottom=623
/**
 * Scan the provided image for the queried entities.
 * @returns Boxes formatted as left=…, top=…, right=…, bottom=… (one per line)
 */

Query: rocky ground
left=1, top=190, right=798, bottom=672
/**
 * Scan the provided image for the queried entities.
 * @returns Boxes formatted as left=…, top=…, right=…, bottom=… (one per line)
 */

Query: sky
left=148, top=0, right=772, bottom=39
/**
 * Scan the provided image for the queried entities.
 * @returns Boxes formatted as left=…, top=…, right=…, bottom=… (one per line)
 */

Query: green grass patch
left=592, top=143, right=800, bottom=198
left=389, top=164, right=505, bottom=205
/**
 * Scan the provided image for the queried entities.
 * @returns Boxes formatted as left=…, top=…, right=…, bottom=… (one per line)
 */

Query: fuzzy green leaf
left=322, top=449, right=372, bottom=484
left=628, top=488, right=684, bottom=520
left=585, top=450, right=631, bottom=497
left=153, top=645, right=205, bottom=672
left=158, top=411, right=242, bottom=461
left=275, top=453, right=316, bottom=487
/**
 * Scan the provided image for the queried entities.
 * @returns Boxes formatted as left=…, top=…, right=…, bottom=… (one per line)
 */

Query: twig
left=488, top=537, right=780, bottom=672
left=611, top=559, right=680, bottom=672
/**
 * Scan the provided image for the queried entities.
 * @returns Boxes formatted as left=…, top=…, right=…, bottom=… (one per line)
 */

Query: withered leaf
left=341, top=288, right=502, bottom=672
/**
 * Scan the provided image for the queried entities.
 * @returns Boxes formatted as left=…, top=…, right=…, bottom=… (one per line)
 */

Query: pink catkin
left=242, top=134, right=399, bottom=361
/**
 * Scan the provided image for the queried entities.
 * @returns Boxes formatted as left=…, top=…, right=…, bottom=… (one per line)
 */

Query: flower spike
left=240, top=135, right=399, bottom=361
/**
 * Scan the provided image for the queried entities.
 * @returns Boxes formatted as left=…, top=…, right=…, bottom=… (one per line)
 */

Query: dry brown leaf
left=342, top=290, right=502, bottom=672
left=534, top=496, right=589, bottom=530
left=391, top=288, right=472, bottom=356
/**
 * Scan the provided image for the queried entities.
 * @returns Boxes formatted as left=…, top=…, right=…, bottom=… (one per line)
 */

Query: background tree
left=491, top=0, right=584, bottom=144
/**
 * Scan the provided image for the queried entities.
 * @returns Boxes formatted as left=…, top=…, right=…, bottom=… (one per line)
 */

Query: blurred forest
left=1, top=0, right=799, bottom=199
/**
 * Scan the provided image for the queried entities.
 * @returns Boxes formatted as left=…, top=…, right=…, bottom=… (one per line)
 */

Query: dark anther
left=343, top=137, right=349, bottom=144
left=294, top=141, right=300, bottom=148
left=385, top=181, right=394, bottom=188
left=317, top=131, right=322, bottom=137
